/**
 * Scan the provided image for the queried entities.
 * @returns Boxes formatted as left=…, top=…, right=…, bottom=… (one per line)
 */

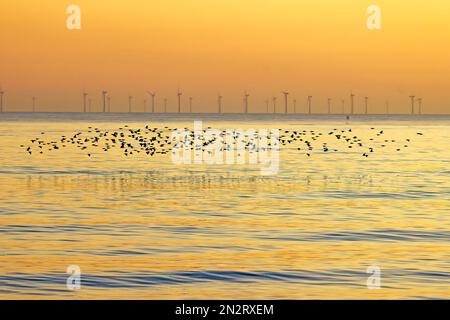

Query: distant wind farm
left=0, top=88, right=434, bottom=115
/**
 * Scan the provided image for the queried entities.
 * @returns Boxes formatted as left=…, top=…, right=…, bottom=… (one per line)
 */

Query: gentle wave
left=1, top=225, right=449, bottom=243
left=1, top=268, right=448, bottom=297
left=260, top=229, right=450, bottom=242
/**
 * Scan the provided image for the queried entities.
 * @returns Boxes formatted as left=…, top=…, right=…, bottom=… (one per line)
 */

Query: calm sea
left=0, top=113, right=449, bottom=299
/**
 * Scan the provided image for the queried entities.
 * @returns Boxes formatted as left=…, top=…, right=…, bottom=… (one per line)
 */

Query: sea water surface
left=0, top=113, right=449, bottom=299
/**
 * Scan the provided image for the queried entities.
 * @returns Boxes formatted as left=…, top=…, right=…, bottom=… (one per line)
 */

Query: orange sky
left=1, top=0, right=450, bottom=113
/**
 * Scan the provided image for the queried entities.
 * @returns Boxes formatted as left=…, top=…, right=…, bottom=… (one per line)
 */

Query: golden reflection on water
left=0, top=116, right=449, bottom=299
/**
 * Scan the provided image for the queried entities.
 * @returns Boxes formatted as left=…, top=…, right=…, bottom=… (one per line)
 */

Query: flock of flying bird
left=21, top=124, right=424, bottom=159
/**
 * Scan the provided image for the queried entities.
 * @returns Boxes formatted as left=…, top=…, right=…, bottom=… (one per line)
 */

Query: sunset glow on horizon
left=1, top=0, right=450, bottom=113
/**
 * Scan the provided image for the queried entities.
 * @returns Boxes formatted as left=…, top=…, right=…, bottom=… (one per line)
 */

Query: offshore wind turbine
left=327, top=98, right=332, bottom=114
left=341, top=99, right=345, bottom=114
left=308, top=96, right=312, bottom=114
left=128, top=95, right=132, bottom=113
left=102, top=90, right=108, bottom=112
left=365, top=96, right=369, bottom=114
left=282, top=91, right=289, bottom=114
left=417, top=98, right=422, bottom=115
left=243, top=92, right=249, bottom=113
left=147, top=91, right=156, bottom=113
left=218, top=93, right=223, bottom=114
left=177, top=89, right=182, bottom=113
left=83, top=91, right=88, bottom=113
left=272, top=97, right=277, bottom=113
left=350, top=92, right=355, bottom=114
left=32, top=96, right=36, bottom=112
left=0, top=87, right=4, bottom=113
left=409, top=95, right=415, bottom=115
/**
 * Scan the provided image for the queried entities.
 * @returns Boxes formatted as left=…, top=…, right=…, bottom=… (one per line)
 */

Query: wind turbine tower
left=244, top=92, right=249, bottom=113
left=350, top=92, right=355, bottom=114
left=365, top=96, right=369, bottom=115
left=147, top=91, right=156, bottom=113
left=177, top=89, right=182, bottom=113
left=83, top=92, right=88, bottom=113
left=409, top=95, right=415, bottom=115
left=272, top=97, right=277, bottom=113
left=308, top=96, right=312, bottom=114
left=282, top=91, right=289, bottom=114
left=218, top=94, right=223, bottom=114
left=102, top=90, right=108, bottom=113
left=0, top=88, right=4, bottom=113
left=327, top=98, right=332, bottom=114
left=417, top=98, right=422, bottom=115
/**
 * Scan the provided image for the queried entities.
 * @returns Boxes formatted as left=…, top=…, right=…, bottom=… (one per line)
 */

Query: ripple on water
left=0, top=268, right=448, bottom=297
